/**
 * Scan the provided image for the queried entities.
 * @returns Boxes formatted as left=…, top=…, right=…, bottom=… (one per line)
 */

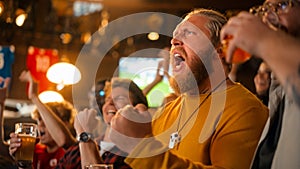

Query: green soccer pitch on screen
left=118, top=57, right=173, bottom=108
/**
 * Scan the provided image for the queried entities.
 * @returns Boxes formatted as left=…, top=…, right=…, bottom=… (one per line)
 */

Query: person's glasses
left=250, top=0, right=295, bottom=15
left=250, top=0, right=298, bottom=29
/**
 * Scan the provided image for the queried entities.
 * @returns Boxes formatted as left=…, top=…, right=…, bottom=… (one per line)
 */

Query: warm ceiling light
left=15, top=9, right=27, bottom=27
left=60, top=33, right=73, bottom=44
left=81, top=32, right=91, bottom=44
left=147, top=32, right=159, bottom=41
left=46, top=62, right=81, bottom=90
left=38, top=90, right=64, bottom=103
left=0, top=2, right=4, bottom=16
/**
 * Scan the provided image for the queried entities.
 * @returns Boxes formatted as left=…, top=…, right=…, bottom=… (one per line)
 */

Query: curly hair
left=31, top=101, right=77, bottom=126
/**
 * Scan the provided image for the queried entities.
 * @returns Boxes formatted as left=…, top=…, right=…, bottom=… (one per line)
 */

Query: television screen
left=118, top=57, right=173, bottom=108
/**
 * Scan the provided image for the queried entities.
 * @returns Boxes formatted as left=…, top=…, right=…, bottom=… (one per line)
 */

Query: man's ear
left=215, top=44, right=232, bottom=73
left=216, top=44, right=225, bottom=59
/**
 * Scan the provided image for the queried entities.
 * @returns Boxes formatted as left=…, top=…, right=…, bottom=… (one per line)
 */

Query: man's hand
left=74, top=108, right=101, bottom=135
left=220, top=11, right=273, bottom=63
left=19, top=70, right=33, bottom=83
left=109, top=104, right=152, bottom=153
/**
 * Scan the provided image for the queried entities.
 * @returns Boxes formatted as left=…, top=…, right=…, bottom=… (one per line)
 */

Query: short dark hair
left=94, top=78, right=111, bottom=111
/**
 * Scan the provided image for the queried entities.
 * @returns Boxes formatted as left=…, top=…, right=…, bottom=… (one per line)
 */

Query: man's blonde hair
left=185, top=8, right=227, bottom=47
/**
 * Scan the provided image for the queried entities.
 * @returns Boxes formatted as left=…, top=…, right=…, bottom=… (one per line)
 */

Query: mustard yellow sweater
left=126, top=83, right=268, bottom=169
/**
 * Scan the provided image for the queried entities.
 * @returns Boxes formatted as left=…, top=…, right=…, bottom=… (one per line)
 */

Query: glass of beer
left=85, top=164, right=114, bottom=169
left=14, top=123, right=37, bottom=165
left=221, top=35, right=251, bottom=64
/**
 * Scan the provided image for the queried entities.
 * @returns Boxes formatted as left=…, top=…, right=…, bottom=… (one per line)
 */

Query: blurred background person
left=254, top=62, right=271, bottom=106
left=87, top=79, right=111, bottom=143
left=88, top=79, right=110, bottom=116
left=220, top=0, right=300, bottom=168
left=143, top=47, right=179, bottom=108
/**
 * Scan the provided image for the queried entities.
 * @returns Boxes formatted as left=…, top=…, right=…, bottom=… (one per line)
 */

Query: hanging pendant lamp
left=38, top=90, right=64, bottom=103
left=46, top=62, right=81, bottom=90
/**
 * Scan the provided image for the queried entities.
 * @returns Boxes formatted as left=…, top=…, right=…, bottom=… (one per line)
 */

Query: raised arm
left=220, top=11, right=300, bottom=107
left=142, top=60, right=164, bottom=96
left=74, top=108, right=103, bottom=168
left=19, top=70, right=77, bottom=148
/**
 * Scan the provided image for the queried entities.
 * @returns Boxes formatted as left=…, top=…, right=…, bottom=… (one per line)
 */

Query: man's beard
left=170, top=59, right=208, bottom=94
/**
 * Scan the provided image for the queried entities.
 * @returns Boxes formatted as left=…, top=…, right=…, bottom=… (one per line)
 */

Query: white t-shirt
left=99, top=141, right=115, bottom=156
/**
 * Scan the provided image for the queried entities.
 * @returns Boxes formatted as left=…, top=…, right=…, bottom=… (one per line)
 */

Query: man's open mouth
left=174, top=53, right=185, bottom=67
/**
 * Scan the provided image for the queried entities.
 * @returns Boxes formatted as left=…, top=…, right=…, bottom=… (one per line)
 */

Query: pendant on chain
left=169, top=132, right=181, bottom=149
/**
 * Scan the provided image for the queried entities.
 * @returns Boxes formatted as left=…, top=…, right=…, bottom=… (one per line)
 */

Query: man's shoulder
left=226, top=83, right=268, bottom=112
left=228, top=83, right=262, bottom=101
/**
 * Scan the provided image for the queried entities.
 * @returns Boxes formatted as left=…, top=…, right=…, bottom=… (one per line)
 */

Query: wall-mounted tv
left=118, top=57, right=173, bottom=108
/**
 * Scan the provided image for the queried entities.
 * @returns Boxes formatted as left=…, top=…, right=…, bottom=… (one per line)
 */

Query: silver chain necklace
left=169, top=77, right=229, bottom=149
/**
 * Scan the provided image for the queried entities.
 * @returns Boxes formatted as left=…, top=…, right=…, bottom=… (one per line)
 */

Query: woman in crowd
left=254, top=62, right=271, bottom=106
